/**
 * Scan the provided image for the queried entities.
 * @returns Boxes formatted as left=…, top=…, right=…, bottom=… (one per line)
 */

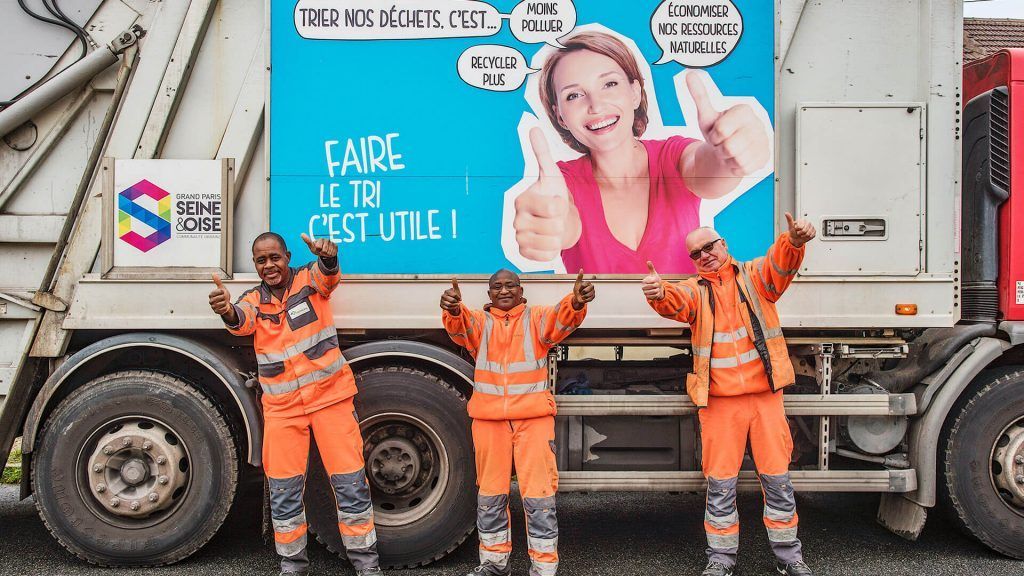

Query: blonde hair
left=538, top=31, right=650, bottom=154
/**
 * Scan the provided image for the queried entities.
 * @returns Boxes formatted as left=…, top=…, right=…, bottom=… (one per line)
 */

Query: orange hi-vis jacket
left=226, top=259, right=356, bottom=417
left=650, top=232, right=805, bottom=407
left=444, top=294, right=587, bottom=420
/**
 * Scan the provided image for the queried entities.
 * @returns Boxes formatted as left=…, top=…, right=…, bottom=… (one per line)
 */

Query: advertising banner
left=270, top=0, right=775, bottom=275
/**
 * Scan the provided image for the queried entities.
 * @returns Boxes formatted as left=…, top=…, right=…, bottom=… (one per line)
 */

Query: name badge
left=287, top=301, right=311, bottom=320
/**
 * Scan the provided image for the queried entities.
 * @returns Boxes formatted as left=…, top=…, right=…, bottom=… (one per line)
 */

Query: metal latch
left=823, top=219, right=886, bottom=237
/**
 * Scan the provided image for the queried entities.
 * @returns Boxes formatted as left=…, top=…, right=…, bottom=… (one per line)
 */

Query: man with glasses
left=642, top=214, right=817, bottom=576
left=440, top=269, right=595, bottom=576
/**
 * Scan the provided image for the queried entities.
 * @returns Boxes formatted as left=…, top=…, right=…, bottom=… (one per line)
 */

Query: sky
left=964, top=0, right=1024, bottom=18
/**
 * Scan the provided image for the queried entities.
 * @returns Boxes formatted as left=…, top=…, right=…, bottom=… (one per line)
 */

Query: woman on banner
left=513, top=30, right=771, bottom=274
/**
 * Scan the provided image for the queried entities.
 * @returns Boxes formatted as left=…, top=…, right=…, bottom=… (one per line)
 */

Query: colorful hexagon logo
left=118, top=179, right=171, bottom=252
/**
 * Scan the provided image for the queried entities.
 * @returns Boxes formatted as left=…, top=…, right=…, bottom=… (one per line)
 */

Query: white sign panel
left=1017, top=280, right=1024, bottom=305
left=107, top=159, right=230, bottom=272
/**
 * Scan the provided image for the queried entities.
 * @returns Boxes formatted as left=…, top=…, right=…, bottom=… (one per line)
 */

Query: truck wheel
left=942, top=368, right=1024, bottom=559
left=305, top=366, right=476, bottom=568
left=32, top=370, right=238, bottom=566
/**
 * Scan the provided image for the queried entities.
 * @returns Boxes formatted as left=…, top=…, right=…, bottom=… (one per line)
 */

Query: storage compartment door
left=796, top=105, right=924, bottom=276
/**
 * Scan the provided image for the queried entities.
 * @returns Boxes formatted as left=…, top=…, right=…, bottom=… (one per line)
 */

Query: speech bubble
left=457, top=45, right=538, bottom=92
left=651, top=0, right=743, bottom=67
left=294, top=0, right=502, bottom=40
left=508, top=0, right=577, bottom=47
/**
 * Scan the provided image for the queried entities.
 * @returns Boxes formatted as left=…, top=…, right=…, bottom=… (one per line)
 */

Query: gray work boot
left=776, top=560, right=813, bottom=576
left=357, top=569, right=385, bottom=576
left=702, top=560, right=735, bottom=576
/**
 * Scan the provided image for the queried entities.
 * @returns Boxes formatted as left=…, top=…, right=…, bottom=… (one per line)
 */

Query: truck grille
left=990, top=87, right=1010, bottom=192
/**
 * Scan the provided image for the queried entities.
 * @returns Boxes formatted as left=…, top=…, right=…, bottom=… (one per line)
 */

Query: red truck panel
left=964, top=50, right=1024, bottom=321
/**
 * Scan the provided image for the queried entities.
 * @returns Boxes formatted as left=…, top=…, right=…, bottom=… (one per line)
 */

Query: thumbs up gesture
left=440, top=277, right=463, bottom=315
left=642, top=261, right=665, bottom=301
left=513, top=128, right=574, bottom=262
left=785, top=212, right=816, bottom=247
left=685, top=70, right=770, bottom=178
left=208, top=273, right=237, bottom=323
left=571, top=269, right=595, bottom=310
left=301, top=232, right=338, bottom=259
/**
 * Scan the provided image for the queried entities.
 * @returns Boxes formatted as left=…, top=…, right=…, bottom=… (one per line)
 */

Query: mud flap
left=877, top=493, right=927, bottom=540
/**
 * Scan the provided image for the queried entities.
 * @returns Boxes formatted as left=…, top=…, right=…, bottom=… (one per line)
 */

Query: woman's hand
left=514, top=128, right=580, bottom=262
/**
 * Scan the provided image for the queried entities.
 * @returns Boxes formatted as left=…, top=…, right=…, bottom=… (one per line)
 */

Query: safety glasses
left=689, top=238, right=722, bottom=260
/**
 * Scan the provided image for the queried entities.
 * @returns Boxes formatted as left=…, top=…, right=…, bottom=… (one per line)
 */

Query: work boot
left=357, top=569, right=385, bottom=576
left=279, top=571, right=307, bottom=576
left=701, top=560, right=735, bottom=576
left=776, top=560, right=813, bottom=576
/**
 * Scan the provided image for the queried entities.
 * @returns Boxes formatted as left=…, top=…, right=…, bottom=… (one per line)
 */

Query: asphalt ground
left=1, top=483, right=1021, bottom=576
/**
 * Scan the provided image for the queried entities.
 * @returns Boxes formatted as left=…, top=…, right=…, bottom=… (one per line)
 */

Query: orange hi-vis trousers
left=264, top=397, right=379, bottom=573
left=473, top=416, right=559, bottom=576
left=698, top=389, right=802, bottom=567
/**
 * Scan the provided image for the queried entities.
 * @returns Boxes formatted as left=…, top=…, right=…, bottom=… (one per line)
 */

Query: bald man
left=643, top=215, right=816, bottom=576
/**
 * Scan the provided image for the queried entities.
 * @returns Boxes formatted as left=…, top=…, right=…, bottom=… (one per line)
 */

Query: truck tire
left=32, top=370, right=239, bottom=566
left=305, top=366, right=476, bottom=568
left=941, top=367, right=1024, bottom=559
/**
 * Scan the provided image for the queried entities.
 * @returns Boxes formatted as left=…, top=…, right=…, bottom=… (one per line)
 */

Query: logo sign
left=107, top=159, right=229, bottom=274
left=118, top=179, right=172, bottom=252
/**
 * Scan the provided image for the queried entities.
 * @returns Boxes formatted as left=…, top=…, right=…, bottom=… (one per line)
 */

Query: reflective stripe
left=338, top=507, right=373, bottom=526
left=261, top=356, right=346, bottom=395
left=713, top=327, right=749, bottom=343
left=709, top=349, right=761, bottom=368
left=767, top=526, right=799, bottom=543
left=474, top=308, right=550, bottom=396
left=480, top=549, right=510, bottom=567
left=704, top=510, right=738, bottom=529
left=763, top=327, right=784, bottom=339
left=342, top=529, right=378, bottom=550
left=273, top=512, right=307, bottom=533
left=706, top=532, right=739, bottom=549
left=508, top=381, right=549, bottom=395
left=474, top=382, right=506, bottom=396
left=276, top=532, right=307, bottom=557
left=764, top=505, right=794, bottom=523
left=528, top=536, right=558, bottom=553
left=257, top=326, right=339, bottom=364
left=693, top=346, right=712, bottom=357
left=531, top=560, right=559, bottom=576
left=479, top=528, right=510, bottom=546
left=769, top=250, right=799, bottom=277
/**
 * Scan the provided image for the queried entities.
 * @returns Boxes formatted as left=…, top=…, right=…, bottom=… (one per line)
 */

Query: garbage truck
left=1, top=0, right=1022, bottom=568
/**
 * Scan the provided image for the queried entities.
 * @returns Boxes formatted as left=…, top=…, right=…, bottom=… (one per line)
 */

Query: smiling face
left=252, top=238, right=291, bottom=289
left=488, top=269, right=525, bottom=312
left=550, top=49, right=642, bottom=154
left=685, top=227, right=730, bottom=274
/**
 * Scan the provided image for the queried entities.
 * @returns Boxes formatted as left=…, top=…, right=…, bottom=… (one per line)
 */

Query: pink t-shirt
left=558, top=136, right=700, bottom=275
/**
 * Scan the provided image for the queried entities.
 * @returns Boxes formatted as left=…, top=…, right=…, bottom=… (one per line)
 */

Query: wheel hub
left=360, top=413, right=449, bottom=527
left=368, top=431, right=426, bottom=494
left=992, top=418, right=1024, bottom=513
left=86, top=421, right=188, bottom=519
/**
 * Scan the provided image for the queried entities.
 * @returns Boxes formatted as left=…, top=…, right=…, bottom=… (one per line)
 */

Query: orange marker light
left=895, top=304, right=918, bottom=315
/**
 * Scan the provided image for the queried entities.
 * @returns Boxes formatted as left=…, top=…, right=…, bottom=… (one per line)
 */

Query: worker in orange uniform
left=440, top=269, right=595, bottom=576
left=642, top=215, right=817, bottom=576
left=208, top=231, right=383, bottom=576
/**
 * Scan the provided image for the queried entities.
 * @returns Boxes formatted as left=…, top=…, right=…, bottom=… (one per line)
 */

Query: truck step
left=555, top=393, right=917, bottom=417
left=558, top=469, right=917, bottom=493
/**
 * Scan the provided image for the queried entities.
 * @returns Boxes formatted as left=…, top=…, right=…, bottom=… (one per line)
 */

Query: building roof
left=964, top=18, right=1024, bottom=64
